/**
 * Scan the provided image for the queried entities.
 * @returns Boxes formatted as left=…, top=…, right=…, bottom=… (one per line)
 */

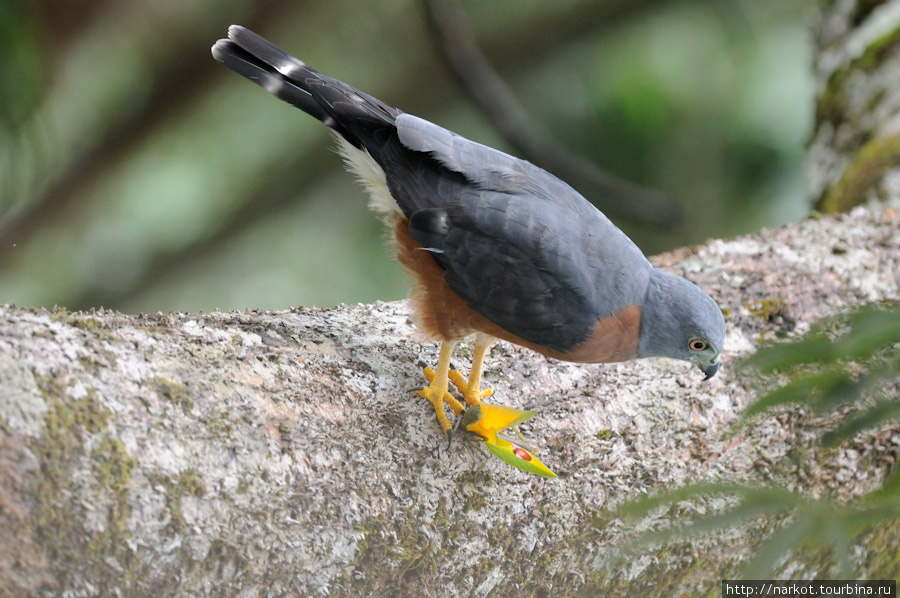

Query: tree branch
left=2, top=203, right=899, bottom=596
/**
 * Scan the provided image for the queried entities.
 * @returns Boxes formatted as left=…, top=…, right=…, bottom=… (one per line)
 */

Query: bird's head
left=638, top=269, right=726, bottom=380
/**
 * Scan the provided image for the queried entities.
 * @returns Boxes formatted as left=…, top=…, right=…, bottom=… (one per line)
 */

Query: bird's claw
left=416, top=363, right=466, bottom=441
left=447, top=369, right=493, bottom=406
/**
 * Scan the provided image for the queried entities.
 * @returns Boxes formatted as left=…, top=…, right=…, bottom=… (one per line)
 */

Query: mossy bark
left=809, top=0, right=900, bottom=212
left=1, top=203, right=899, bottom=597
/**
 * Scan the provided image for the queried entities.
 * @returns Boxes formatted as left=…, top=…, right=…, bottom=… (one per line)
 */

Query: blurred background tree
left=0, top=0, right=813, bottom=314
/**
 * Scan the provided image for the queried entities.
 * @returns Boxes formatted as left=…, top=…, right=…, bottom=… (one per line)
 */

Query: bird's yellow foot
left=448, top=369, right=493, bottom=407
left=460, top=403, right=557, bottom=478
left=417, top=363, right=465, bottom=438
left=418, top=358, right=556, bottom=477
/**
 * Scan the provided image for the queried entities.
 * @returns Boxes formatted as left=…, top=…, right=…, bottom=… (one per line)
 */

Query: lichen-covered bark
left=809, top=0, right=900, bottom=212
left=1, top=202, right=899, bottom=597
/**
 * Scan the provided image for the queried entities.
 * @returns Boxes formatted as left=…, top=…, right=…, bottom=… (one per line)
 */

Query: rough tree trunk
left=809, top=0, right=900, bottom=212
left=2, top=201, right=899, bottom=597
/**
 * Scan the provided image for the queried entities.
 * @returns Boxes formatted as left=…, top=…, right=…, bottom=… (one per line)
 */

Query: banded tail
left=211, top=25, right=399, bottom=151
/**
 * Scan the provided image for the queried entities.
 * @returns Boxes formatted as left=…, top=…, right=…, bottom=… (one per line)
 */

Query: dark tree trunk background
left=809, top=0, right=900, bottom=213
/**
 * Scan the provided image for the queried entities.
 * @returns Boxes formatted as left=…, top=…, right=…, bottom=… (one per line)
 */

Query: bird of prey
left=212, top=26, right=725, bottom=477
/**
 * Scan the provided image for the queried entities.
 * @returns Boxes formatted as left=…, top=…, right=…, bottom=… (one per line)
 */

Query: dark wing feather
left=404, top=183, right=643, bottom=351
left=212, top=25, right=399, bottom=149
left=392, top=117, right=654, bottom=351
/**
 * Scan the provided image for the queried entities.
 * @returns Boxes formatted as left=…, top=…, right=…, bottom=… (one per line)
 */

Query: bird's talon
left=448, top=369, right=466, bottom=389
left=418, top=363, right=465, bottom=420
left=447, top=369, right=493, bottom=407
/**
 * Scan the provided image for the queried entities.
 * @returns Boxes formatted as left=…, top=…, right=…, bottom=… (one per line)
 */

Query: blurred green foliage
left=0, top=0, right=813, bottom=313
left=613, top=303, right=900, bottom=578
left=0, top=1, right=43, bottom=130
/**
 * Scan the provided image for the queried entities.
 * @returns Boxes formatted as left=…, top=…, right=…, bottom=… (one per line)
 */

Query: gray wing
left=395, top=116, right=652, bottom=351
left=397, top=115, right=586, bottom=211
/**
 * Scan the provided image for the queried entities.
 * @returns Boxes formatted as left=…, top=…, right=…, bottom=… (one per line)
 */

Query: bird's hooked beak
left=701, top=360, right=720, bottom=381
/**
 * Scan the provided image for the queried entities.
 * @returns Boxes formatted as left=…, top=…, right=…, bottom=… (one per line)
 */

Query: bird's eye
left=689, top=339, right=708, bottom=351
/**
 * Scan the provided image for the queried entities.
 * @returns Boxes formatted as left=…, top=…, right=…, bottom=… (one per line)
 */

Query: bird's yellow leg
left=448, top=335, right=494, bottom=407
left=432, top=336, right=555, bottom=477
left=417, top=341, right=465, bottom=436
